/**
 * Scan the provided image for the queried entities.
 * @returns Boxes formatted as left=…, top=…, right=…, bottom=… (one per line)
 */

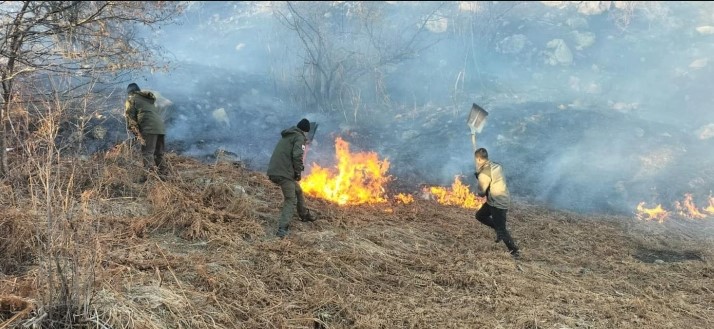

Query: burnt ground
left=1, top=149, right=712, bottom=328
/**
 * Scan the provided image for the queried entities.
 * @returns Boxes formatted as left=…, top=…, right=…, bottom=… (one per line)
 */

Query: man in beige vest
left=474, top=148, right=520, bottom=258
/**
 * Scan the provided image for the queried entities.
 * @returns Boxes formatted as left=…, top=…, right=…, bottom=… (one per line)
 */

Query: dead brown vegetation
left=0, top=150, right=712, bottom=328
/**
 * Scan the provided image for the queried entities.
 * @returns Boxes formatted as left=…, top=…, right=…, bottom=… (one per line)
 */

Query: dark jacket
left=267, top=126, right=306, bottom=180
left=125, top=91, right=166, bottom=135
left=477, top=160, right=511, bottom=209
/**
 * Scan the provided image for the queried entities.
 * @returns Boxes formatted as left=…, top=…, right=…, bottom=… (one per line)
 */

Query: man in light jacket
left=474, top=148, right=520, bottom=257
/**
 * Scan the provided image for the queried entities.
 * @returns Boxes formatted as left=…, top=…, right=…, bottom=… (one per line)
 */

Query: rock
left=688, top=58, right=708, bottom=69
left=212, top=108, right=230, bottom=127
left=695, top=123, right=714, bottom=140
left=572, top=31, right=596, bottom=50
left=545, top=39, right=573, bottom=66
left=566, top=17, right=589, bottom=29
left=696, top=26, right=714, bottom=35
left=497, top=34, right=529, bottom=54
left=654, top=259, right=665, bottom=264
left=577, top=1, right=611, bottom=15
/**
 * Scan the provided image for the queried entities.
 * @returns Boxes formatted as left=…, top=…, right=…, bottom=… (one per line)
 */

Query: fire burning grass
left=636, top=193, right=714, bottom=222
left=2, top=151, right=713, bottom=328
left=301, top=137, right=391, bottom=205
left=301, top=137, right=482, bottom=209
left=394, top=193, right=414, bottom=205
left=636, top=202, right=669, bottom=223
left=426, top=176, right=484, bottom=210
left=676, top=193, right=709, bottom=219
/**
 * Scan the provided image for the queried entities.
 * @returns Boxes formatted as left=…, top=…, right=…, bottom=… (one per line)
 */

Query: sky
left=137, top=1, right=714, bottom=215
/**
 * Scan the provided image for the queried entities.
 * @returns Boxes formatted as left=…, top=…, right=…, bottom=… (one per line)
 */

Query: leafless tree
left=448, top=1, right=523, bottom=105
left=0, top=1, right=182, bottom=326
left=0, top=1, right=182, bottom=177
left=274, top=1, right=445, bottom=121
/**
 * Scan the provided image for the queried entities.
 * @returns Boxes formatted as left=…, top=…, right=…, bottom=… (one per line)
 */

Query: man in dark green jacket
left=474, top=148, right=520, bottom=257
left=124, top=83, right=168, bottom=181
left=267, top=118, right=316, bottom=238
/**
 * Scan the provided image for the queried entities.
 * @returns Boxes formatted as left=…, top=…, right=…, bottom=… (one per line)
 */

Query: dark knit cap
left=127, top=83, right=140, bottom=94
left=297, top=118, right=310, bottom=132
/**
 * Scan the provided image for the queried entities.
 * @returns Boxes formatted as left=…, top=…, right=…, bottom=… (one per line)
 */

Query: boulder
left=545, top=39, right=573, bottom=66
left=695, top=123, right=714, bottom=140
left=497, top=34, right=529, bottom=54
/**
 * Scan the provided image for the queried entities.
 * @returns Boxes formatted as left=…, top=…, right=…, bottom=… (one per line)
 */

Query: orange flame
left=675, top=193, right=707, bottom=219
left=301, top=137, right=391, bottom=205
left=636, top=202, right=669, bottom=223
left=395, top=193, right=414, bottom=205
left=426, top=176, right=484, bottom=209
left=705, top=195, right=714, bottom=215
left=704, top=195, right=714, bottom=215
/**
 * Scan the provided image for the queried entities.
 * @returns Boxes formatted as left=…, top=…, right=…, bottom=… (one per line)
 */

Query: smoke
left=126, top=2, right=714, bottom=216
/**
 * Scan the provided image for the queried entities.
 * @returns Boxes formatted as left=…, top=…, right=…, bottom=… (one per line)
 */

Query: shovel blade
left=467, top=103, right=489, bottom=134
left=307, top=122, right=319, bottom=143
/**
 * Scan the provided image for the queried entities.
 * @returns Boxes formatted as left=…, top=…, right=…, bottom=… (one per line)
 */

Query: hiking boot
left=510, top=249, right=521, bottom=259
left=299, top=210, right=317, bottom=222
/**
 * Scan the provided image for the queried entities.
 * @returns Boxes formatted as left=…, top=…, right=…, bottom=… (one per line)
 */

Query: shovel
left=304, top=122, right=319, bottom=163
left=467, top=103, right=489, bottom=152
left=307, top=122, right=319, bottom=144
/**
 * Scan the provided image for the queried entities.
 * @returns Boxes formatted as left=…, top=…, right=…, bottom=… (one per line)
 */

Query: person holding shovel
left=474, top=148, right=520, bottom=258
left=267, top=118, right=317, bottom=238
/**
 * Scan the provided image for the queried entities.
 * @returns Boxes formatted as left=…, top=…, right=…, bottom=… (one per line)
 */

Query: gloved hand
left=294, top=173, right=301, bottom=181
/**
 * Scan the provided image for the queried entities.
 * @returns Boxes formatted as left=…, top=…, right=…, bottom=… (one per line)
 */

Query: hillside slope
left=1, top=149, right=712, bottom=329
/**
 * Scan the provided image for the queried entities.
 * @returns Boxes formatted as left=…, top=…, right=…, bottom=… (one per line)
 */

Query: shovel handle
left=471, top=134, right=479, bottom=171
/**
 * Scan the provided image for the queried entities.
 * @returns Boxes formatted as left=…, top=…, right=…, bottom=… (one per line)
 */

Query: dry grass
left=1, top=150, right=713, bottom=328
left=0, top=295, right=33, bottom=329
left=0, top=210, right=40, bottom=274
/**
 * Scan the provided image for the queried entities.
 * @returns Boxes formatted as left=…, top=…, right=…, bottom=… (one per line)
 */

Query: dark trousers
left=141, top=133, right=167, bottom=174
left=475, top=203, right=519, bottom=253
left=269, top=175, right=308, bottom=230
